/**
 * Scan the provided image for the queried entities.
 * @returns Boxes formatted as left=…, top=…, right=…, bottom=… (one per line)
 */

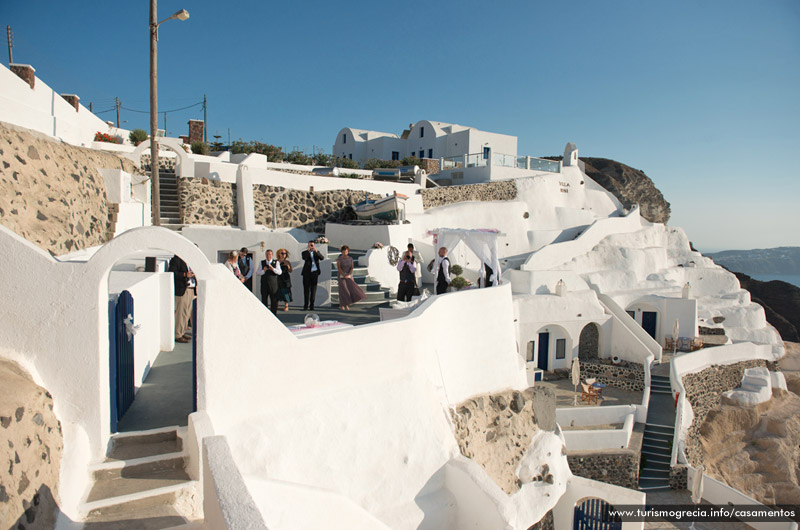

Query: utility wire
left=120, top=101, right=203, bottom=114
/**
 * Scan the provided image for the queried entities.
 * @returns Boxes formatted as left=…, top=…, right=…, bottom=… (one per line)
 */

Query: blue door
left=642, top=311, right=657, bottom=339
left=110, top=290, right=135, bottom=432
left=537, top=332, right=549, bottom=371
left=574, top=498, right=622, bottom=530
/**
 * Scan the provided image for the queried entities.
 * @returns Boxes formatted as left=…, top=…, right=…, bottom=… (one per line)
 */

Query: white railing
left=441, top=152, right=561, bottom=173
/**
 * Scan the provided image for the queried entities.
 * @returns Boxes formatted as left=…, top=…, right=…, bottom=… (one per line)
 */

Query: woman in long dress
left=277, top=248, right=293, bottom=311
left=336, top=245, right=366, bottom=310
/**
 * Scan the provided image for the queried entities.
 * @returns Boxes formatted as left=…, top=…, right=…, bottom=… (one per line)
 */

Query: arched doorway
left=574, top=498, right=622, bottom=530
left=578, top=323, right=600, bottom=361
left=92, top=227, right=211, bottom=433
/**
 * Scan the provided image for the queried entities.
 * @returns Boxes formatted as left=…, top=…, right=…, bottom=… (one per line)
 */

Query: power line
left=120, top=101, right=203, bottom=114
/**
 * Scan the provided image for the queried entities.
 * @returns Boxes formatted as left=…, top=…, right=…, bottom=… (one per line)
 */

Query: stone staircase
left=81, top=427, right=199, bottom=528
left=638, top=372, right=675, bottom=492
left=157, top=170, right=183, bottom=231
left=328, top=248, right=391, bottom=306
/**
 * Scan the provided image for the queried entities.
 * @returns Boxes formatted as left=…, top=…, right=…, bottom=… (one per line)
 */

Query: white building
left=333, top=120, right=516, bottom=164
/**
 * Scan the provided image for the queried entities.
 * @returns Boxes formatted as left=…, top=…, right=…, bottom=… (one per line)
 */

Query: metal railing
left=442, top=152, right=560, bottom=173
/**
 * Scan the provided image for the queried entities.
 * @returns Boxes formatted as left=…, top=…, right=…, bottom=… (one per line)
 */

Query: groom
left=301, top=241, right=325, bottom=311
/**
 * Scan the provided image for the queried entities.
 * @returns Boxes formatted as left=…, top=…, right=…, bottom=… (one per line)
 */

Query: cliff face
left=0, top=121, right=137, bottom=255
left=733, top=271, right=800, bottom=342
left=579, top=157, right=671, bottom=224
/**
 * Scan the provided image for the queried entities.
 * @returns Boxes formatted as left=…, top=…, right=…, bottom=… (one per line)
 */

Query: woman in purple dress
left=335, top=245, right=366, bottom=310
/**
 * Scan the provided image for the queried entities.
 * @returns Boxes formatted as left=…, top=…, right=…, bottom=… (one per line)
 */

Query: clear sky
left=4, top=0, right=799, bottom=252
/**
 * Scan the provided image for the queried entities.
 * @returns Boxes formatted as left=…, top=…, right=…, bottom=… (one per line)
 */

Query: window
left=342, top=134, right=346, bottom=144
left=419, top=150, right=424, bottom=159
left=526, top=341, right=535, bottom=362
left=555, top=338, right=566, bottom=359
left=348, top=154, right=352, bottom=160
left=420, top=126, right=424, bottom=138
left=391, top=151, right=399, bottom=161
left=483, top=146, right=490, bottom=159
left=428, top=148, right=433, bottom=158
left=626, top=310, right=636, bottom=320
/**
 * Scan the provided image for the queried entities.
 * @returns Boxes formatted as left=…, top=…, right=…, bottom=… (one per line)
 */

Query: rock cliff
left=579, top=157, right=671, bottom=224
left=0, top=121, right=137, bottom=255
left=732, top=271, right=800, bottom=342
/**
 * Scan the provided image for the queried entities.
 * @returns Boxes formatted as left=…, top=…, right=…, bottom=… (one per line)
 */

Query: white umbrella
left=690, top=465, right=705, bottom=530
left=673, top=318, right=680, bottom=356
left=571, top=358, right=580, bottom=406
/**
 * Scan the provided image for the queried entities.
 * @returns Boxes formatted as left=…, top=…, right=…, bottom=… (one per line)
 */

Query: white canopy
left=428, top=228, right=502, bottom=287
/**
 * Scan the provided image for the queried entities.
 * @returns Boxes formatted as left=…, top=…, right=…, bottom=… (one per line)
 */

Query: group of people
left=222, top=241, right=328, bottom=314
left=396, top=244, right=453, bottom=301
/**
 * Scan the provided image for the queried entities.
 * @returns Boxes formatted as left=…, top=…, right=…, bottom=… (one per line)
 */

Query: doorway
left=537, top=332, right=550, bottom=371
left=642, top=311, right=657, bottom=339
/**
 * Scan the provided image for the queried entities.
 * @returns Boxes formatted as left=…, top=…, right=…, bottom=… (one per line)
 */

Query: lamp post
left=150, top=3, right=189, bottom=226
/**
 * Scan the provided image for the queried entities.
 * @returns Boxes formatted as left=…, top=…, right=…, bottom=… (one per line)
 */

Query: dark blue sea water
left=749, top=274, right=800, bottom=288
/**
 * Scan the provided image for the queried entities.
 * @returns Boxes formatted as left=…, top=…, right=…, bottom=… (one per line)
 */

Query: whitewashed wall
left=325, top=223, right=413, bottom=253
left=0, top=63, right=131, bottom=147
left=553, top=475, right=645, bottom=530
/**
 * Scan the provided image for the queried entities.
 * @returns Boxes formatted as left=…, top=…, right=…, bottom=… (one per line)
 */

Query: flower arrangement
left=314, top=236, right=329, bottom=244
left=450, top=276, right=472, bottom=290
left=372, top=242, right=384, bottom=249
left=94, top=132, right=122, bottom=144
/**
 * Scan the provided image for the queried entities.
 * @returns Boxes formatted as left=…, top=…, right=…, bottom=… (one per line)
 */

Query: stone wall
left=670, top=464, right=687, bottom=490
left=419, top=180, right=517, bottom=210
left=419, top=158, right=440, bottom=176
left=0, top=121, right=138, bottom=255
left=567, top=451, right=640, bottom=489
left=0, top=359, right=63, bottom=529
left=682, top=359, right=777, bottom=465
left=580, top=360, right=645, bottom=392
left=178, top=177, right=237, bottom=227
left=252, top=185, right=381, bottom=233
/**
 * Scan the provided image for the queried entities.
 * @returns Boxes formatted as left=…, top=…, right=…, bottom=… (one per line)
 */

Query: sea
left=749, top=274, right=800, bottom=288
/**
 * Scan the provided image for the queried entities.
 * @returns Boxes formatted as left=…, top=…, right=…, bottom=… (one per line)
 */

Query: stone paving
left=536, top=375, right=643, bottom=408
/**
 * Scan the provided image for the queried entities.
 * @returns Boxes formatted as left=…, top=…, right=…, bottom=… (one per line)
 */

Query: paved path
left=117, top=340, right=194, bottom=432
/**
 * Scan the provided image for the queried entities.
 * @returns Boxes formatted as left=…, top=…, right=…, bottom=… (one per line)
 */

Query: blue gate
left=192, top=297, right=198, bottom=412
left=110, top=290, right=135, bottom=432
left=574, top=498, right=622, bottom=530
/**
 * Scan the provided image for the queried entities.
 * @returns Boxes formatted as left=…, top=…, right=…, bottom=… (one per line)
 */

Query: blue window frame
left=420, top=127, right=424, bottom=138
left=428, top=148, right=433, bottom=158
left=342, top=134, right=346, bottom=144
left=392, top=151, right=399, bottom=161
left=419, top=150, right=424, bottom=158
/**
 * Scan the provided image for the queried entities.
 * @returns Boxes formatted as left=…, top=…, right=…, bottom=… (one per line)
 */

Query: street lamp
left=150, top=4, right=189, bottom=226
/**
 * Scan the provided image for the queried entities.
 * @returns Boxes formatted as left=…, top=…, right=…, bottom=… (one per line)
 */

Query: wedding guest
left=238, top=247, right=254, bottom=291
left=335, top=245, right=365, bottom=310
left=396, top=250, right=416, bottom=302
left=257, top=249, right=282, bottom=314
left=434, top=246, right=451, bottom=294
left=225, top=250, right=245, bottom=283
left=277, top=248, right=293, bottom=311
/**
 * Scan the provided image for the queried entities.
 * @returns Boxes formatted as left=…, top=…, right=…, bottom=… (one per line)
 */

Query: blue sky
left=4, top=0, right=799, bottom=252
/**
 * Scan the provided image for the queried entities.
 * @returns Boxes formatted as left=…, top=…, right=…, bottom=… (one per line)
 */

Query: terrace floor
left=537, top=373, right=643, bottom=409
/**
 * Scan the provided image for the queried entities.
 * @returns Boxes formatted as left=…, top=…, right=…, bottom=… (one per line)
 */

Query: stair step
left=641, top=449, right=671, bottom=460
left=87, top=465, right=192, bottom=504
left=645, top=422, right=674, bottom=432
left=331, top=291, right=389, bottom=303
left=106, top=428, right=182, bottom=462
left=84, top=480, right=196, bottom=519
left=641, top=461, right=671, bottom=471
left=643, top=431, right=673, bottom=442
left=93, top=453, right=186, bottom=482
left=640, top=468, right=671, bottom=477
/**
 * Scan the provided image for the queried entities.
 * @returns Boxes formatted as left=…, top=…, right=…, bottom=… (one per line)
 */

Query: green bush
left=312, top=152, right=331, bottom=166
left=450, top=276, right=471, bottom=290
left=286, top=150, right=312, bottom=165
left=333, top=156, right=360, bottom=169
left=191, top=141, right=208, bottom=155
left=363, top=158, right=401, bottom=170
left=230, top=140, right=284, bottom=162
left=401, top=156, right=424, bottom=167
left=450, top=264, right=463, bottom=276
left=128, top=129, right=149, bottom=146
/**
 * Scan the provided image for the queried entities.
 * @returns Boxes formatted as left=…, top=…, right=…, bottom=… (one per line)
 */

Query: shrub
left=191, top=141, right=208, bottom=155
left=333, top=156, right=360, bottom=169
left=363, top=158, right=401, bottom=170
left=401, top=156, right=423, bottom=167
left=128, top=129, right=149, bottom=146
left=230, top=140, right=284, bottom=162
left=450, top=264, right=463, bottom=276
left=286, top=150, right=312, bottom=165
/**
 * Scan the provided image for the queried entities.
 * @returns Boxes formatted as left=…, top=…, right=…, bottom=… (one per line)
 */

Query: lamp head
left=174, top=9, right=190, bottom=21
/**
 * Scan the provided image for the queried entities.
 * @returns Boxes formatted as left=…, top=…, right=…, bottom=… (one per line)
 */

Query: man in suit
left=301, top=241, right=325, bottom=311
left=434, top=246, right=451, bottom=295
left=168, top=255, right=194, bottom=343
left=257, top=249, right=282, bottom=315
left=238, top=247, right=254, bottom=291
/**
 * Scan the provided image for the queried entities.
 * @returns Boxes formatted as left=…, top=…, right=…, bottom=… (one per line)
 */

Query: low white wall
left=559, top=411, right=635, bottom=451
left=553, top=475, right=645, bottom=530
left=108, top=272, right=174, bottom=389
left=202, top=435, right=268, bottom=530
left=326, top=223, right=413, bottom=253
left=557, top=404, right=636, bottom=427
left=686, top=466, right=799, bottom=530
